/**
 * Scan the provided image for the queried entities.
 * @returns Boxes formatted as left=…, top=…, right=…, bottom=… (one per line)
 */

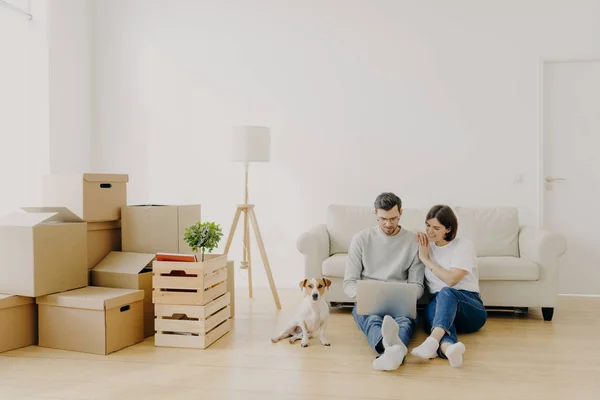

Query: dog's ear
left=323, top=278, right=332, bottom=289
left=299, top=279, right=307, bottom=290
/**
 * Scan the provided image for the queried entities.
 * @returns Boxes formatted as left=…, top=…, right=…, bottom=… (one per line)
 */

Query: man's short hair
left=374, top=192, right=402, bottom=211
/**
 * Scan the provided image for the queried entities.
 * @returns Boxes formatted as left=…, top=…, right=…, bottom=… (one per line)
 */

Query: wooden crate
left=152, top=254, right=227, bottom=305
left=154, top=293, right=231, bottom=349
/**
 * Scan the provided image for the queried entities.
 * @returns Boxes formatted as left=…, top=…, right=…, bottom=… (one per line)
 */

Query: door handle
left=545, top=176, right=567, bottom=183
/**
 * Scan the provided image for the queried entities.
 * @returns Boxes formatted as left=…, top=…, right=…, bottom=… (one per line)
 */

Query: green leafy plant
left=183, top=221, right=223, bottom=261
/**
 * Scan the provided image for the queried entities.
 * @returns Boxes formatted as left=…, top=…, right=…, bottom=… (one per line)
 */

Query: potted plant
left=183, top=221, right=224, bottom=262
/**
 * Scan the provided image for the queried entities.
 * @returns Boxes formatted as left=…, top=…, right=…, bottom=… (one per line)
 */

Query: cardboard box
left=42, top=173, right=128, bottom=222
left=37, top=286, right=144, bottom=355
left=122, top=205, right=201, bottom=254
left=91, top=251, right=155, bottom=337
left=152, top=253, right=227, bottom=306
left=154, top=293, right=230, bottom=349
left=0, top=207, right=87, bottom=297
left=88, top=221, right=121, bottom=269
left=0, top=294, right=37, bottom=353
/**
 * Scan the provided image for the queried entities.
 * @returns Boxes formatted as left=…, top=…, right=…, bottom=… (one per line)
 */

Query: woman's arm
left=416, top=233, right=468, bottom=287
left=422, top=257, right=467, bottom=287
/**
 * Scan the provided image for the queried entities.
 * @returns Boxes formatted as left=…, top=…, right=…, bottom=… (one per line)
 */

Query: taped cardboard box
left=42, top=173, right=128, bottom=222
left=0, top=207, right=87, bottom=297
left=91, top=251, right=155, bottom=337
left=0, top=294, right=37, bottom=353
left=37, top=286, right=144, bottom=355
left=87, top=221, right=121, bottom=269
left=122, top=205, right=201, bottom=254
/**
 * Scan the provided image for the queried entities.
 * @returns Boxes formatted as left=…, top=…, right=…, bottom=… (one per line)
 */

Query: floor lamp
left=223, top=126, right=281, bottom=310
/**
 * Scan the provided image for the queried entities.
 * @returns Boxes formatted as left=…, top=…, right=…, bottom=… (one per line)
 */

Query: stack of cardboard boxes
left=0, top=173, right=233, bottom=355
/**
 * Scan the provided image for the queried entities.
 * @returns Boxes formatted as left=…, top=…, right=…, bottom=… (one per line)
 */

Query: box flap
left=93, top=251, right=155, bottom=275
left=20, top=207, right=84, bottom=223
left=0, top=211, right=53, bottom=227
left=0, top=294, right=33, bottom=310
left=83, top=173, right=129, bottom=183
left=87, top=220, right=121, bottom=232
left=36, top=286, right=144, bottom=311
left=127, top=204, right=170, bottom=207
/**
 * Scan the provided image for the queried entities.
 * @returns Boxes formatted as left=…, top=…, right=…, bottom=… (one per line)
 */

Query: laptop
left=356, top=280, right=419, bottom=319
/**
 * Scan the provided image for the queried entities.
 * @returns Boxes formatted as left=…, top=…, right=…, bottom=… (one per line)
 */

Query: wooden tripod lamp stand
left=223, top=126, right=281, bottom=310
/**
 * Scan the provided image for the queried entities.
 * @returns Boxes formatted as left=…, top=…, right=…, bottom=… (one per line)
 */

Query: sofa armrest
left=519, top=225, right=567, bottom=266
left=297, top=224, right=330, bottom=278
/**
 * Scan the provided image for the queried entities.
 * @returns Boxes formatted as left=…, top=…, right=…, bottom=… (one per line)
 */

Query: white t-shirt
left=425, top=237, right=480, bottom=294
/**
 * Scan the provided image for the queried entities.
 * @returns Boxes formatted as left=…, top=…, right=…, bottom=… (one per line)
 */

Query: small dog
left=271, top=277, right=332, bottom=347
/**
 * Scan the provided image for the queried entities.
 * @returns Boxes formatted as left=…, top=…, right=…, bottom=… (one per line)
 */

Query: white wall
left=91, top=0, right=600, bottom=289
left=47, top=0, right=92, bottom=173
left=0, top=0, right=50, bottom=215
left=0, top=0, right=91, bottom=217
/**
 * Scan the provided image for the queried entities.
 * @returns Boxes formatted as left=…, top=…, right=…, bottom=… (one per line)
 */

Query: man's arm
left=343, top=234, right=363, bottom=299
left=408, top=250, right=425, bottom=299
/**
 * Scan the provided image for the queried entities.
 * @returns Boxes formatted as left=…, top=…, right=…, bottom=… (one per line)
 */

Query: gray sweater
left=343, top=225, right=425, bottom=299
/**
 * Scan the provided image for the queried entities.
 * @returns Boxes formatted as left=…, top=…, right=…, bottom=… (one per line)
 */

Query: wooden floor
left=1, top=289, right=599, bottom=400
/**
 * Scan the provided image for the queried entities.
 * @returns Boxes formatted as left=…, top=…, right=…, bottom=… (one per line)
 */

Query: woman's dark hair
left=426, top=205, right=458, bottom=241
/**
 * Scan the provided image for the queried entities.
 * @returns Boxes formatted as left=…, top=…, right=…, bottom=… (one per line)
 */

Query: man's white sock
left=445, top=342, right=466, bottom=367
left=410, top=336, right=439, bottom=359
left=381, top=315, right=405, bottom=348
left=372, top=344, right=406, bottom=371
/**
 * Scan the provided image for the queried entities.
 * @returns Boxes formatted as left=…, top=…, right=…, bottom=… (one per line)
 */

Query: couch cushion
left=327, top=205, right=431, bottom=254
left=324, top=254, right=539, bottom=282
left=322, top=254, right=347, bottom=278
left=478, top=256, right=539, bottom=281
left=455, top=207, right=520, bottom=257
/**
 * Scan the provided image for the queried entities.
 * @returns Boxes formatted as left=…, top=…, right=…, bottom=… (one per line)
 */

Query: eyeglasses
left=377, top=217, right=399, bottom=224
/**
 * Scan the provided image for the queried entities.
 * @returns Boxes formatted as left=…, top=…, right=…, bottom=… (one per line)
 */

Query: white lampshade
left=231, top=126, right=271, bottom=162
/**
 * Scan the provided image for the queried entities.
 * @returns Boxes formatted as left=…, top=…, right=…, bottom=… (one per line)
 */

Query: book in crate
left=152, top=253, right=227, bottom=306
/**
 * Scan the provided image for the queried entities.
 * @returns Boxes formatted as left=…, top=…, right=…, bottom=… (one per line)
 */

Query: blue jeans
left=424, top=287, right=487, bottom=358
left=352, top=306, right=416, bottom=355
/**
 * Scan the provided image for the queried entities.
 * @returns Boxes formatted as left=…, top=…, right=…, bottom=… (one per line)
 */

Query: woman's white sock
left=410, top=336, right=439, bottom=359
left=445, top=342, right=466, bottom=367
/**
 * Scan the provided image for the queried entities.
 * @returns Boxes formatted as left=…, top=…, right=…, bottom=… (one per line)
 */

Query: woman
left=410, top=205, right=487, bottom=367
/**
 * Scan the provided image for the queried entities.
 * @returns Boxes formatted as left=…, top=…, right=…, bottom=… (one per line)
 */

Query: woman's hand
left=416, top=232, right=430, bottom=262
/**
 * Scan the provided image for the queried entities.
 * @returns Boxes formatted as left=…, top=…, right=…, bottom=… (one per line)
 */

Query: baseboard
left=558, top=293, right=600, bottom=298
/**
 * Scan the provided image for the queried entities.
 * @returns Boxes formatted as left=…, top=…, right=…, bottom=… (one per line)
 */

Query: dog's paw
left=271, top=338, right=278, bottom=343
left=322, top=342, right=331, bottom=346
left=301, top=343, right=308, bottom=348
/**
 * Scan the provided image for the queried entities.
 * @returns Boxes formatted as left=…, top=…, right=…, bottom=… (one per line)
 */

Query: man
left=344, top=192, right=425, bottom=371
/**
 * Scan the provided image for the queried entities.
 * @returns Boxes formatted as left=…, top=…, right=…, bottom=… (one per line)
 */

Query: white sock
left=445, top=342, right=466, bottom=367
left=372, top=344, right=406, bottom=371
left=410, top=336, right=440, bottom=359
left=381, top=315, right=404, bottom=348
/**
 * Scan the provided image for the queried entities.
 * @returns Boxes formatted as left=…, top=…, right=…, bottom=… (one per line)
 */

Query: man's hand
left=416, top=232, right=430, bottom=263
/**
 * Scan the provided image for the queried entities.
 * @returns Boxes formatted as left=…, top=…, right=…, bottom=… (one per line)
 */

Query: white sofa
left=297, top=205, right=567, bottom=321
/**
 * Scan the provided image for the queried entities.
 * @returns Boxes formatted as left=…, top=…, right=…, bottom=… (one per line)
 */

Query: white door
left=543, top=60, right=600, bottom=296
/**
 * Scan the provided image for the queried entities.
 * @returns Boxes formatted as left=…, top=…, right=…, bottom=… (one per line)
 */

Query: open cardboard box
left=91, top=251, right=155, bottom=337
left=121, top=204, right=201, bottom=254
left=37, top=286, right=144, bottom=355
left=42, top=173, right=128, bottom=222
left=0, top=207, right=87, bottom=297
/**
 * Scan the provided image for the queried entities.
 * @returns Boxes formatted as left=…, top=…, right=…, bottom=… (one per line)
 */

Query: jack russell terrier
left=271, top=277, right=332, bottom=347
